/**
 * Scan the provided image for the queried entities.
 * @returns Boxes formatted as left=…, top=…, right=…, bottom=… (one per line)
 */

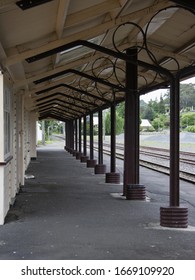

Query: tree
left=152, top=117, right=164, bottom=131
left=180, top=112, right=195, bottom=128
left=142, top=106, right=155, bottom=121
left=163, top=84, right=195, bottom=111
left=158, top=95, right=165, bottom=114
left=180, top=83, right=195, bottom=110
left=39, top=120, right=64, bottom=141
left=140, top=99, right=148, bottom=116
left=105, top=110, right=124, bottom=135
left=116, top=101, right=125, bottom=118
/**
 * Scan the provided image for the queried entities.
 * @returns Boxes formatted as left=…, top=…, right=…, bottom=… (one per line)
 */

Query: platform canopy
left=0, top=0, right=194, bottom=121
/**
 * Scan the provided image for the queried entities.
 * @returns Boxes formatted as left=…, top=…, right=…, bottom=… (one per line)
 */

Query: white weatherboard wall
left=0, top=73, right=14, bottom=224
left=0, top=73, right=5, bottom=224
left=0, top=73, right=38, bottom=225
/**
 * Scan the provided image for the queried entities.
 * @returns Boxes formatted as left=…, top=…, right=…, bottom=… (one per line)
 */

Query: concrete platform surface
left=0, top=143, right=195, bottom=260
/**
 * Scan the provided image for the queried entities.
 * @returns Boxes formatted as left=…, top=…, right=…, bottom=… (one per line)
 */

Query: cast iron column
left=110, top=103, right=116, bottom=173
left=75, top=119, right=78, bottom=151
left=124, top=48, right=146, bottom=200
left=76, top=118, right=82, bottom=160
left=95, top=109, right=106, bottom=174
left=80, top=115, right=89, bottom=163
left=87, top=113, right=97, bottom=167
left=160, top=76, right=188, bottom=228
left=105, top=100, right=120, bottom=184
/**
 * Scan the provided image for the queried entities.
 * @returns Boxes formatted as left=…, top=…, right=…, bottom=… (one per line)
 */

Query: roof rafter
left=4, top=0, right=169, bottom=67
left=64, top=0, right=121, bottom=28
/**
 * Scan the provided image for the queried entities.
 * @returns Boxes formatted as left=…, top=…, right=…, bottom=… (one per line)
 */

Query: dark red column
left=87, top=113, right=97, bottom=167
left=80, top=115, right=89, bottom=163
left=105, top=101, right=120, bottom=184
left=95, top=109, right=106, bottom=174
left=160, top=76, right=188, bottom=228
left=76, top=117, right=82, bottom=160
left=124, top=48, right=146, bottom=200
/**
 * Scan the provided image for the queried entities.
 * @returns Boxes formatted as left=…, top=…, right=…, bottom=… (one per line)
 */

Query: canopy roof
left=0, top=0, right=194, bottom=121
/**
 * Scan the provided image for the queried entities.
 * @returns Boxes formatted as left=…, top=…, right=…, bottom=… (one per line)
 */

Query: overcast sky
left=140, top=76, right=195, bottom=103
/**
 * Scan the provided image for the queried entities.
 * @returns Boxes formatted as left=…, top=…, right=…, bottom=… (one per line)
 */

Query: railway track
left=92, top=142, right=195, bottom=183
left=54, top=135, right=195, bottom=183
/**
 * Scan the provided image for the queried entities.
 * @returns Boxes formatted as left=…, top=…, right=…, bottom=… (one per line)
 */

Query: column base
left=126, top=184, right=146, bottom=200
left=80, top=155, right=89, bottom=163
left=86, top=159, right=97, bottom=168
left=105, top=172, right=120, bottom=184
left=72, top=150, right=77, bottom=156
left=76, top=152, right=82, bottom=160
left=160, top=206, right=188, bottom=228
left=95, top=164, right=106, bottom=174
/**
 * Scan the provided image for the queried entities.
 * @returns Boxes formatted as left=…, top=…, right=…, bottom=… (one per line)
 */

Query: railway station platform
left=0, top=140, right=195, bottom=260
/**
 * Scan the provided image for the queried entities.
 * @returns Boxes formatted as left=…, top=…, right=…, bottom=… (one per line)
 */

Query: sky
left=140, top=76, right=195, bottom=103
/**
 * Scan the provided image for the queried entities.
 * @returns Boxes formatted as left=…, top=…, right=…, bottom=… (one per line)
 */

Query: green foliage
left=41, top=120, right=64, bottom=140
left=140, top=99, right=148, bottom=116
left=180, top=83, right=195, bottom=110
left=180, top=112, right=195, bottom=128
left=116, top=101, right=125, bottom=118
left=105, top=111, right=111, bottom=135
left=185, top=126, right=195, bottom=133
left=86, top=123, right=98, bottom=136
left=116, top=113, right=124, bottom=134
left=142, top=106, right=155, bottom=121
left=105, top=110, right=124, bottom=135
left=158, top=95, right=166, bottom=114
left=151, top=117, right=164, bottom=131
left=151, top=114, right=170, bottom=131
left=164, top=84, right=195, bottom=111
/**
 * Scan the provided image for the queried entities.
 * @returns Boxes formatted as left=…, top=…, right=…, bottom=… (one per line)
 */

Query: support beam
left=160, top=76, right=188, bottom=228
left=36, top=97, right=88, bottom=112
left=80, top=116, right=89, bottom=163
left=170, top=77, right=180, bottom=207
left=87, top=113, right=97, bottom=168
left=36, top=92, right=96, bottom=108
left=95, top=109, right=106, bottom=174
left=4, top=1, right=169, bottom=67
left=75, top=117, right=82, bottom=160
left=110, top=104, right=116, bottom=174
left=34, top=68, right=127, bottom=93
left=56, top=0, right=70, bottom=38
left=123, top=48, right=146, bottom=201
left=123, top=48, right=139, bottom=190
left=105, top=101, right=120, bottom=184
left=75, top=119, right=78, bottom=152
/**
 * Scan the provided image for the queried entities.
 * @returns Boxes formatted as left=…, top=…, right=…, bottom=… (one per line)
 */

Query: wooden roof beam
left=4, top=0, right=169, bottom=67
